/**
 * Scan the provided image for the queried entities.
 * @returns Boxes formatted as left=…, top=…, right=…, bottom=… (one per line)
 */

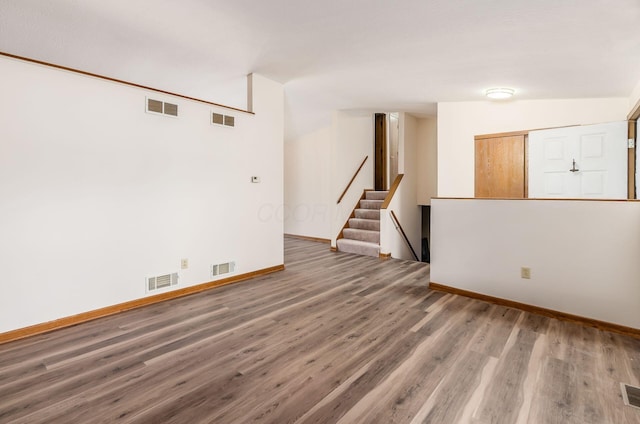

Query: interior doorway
left=421, top=206, right=430, bottom=263
left=374, top=113, right=387, bottom=190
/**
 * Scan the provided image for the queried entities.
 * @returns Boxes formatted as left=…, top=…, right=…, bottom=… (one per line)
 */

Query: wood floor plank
left=0, top=237, right=639, bottom=423
left=469, top=305, right=521, bottom=358
left=518, top=311, right=551, bottom=334
left=206, top=296, right=427, bottom=422
left=526, top=356, right=578, bottom=424
left=409, top=349, right=490, bottom=423
left=0, top=356, right=146, bottom=423
left=0, top=306, right=231, bottom=407
left=295, top=331, right=427, bottom=424
left=412, top=289, right=446, bottom=310
left=334, top=300, right=493, bottom=423
left=472, top=328, right=538, bottom=424
left=139, top=308, right=426, bottom=424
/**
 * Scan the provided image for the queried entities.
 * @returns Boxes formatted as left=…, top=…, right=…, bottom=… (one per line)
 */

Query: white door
left=528, top=122, right=628, bottom=199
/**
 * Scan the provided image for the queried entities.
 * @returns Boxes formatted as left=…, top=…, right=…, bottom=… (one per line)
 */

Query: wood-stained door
left=475, top=134, right=526, bottom=198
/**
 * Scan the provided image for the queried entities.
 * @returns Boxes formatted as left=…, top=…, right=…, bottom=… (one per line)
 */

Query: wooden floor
left=1, top=237, right=639, bottom=423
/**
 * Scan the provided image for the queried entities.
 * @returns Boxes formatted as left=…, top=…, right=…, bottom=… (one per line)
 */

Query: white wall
left=283, top=110, right=373, bottom=245
left=380, top=113, right=421, bottom=260
left=283, top=126, right=331, bottom=239
left=416, top=116, right=437, bottom=205
left=331, top=111, right=374, bottom=246
left=0, top=56, right=284, bottom=334
left=437, top=98, right=629, bottom=197
left=431, top=198, right=640, bottom=329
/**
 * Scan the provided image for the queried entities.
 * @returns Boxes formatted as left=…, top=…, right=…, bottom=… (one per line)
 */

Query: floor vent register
left=621, top=383, right=640, bottom=410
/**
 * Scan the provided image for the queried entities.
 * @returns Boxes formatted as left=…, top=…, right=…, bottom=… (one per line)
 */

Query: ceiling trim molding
left=0, top=50, right=254, bottom=115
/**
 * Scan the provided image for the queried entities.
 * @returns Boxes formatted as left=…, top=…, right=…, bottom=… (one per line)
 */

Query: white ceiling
left=2, top=0, right=640, bottom=140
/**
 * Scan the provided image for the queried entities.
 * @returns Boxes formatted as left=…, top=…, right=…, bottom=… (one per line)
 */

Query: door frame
left=628, top=100, right=639, bottom=199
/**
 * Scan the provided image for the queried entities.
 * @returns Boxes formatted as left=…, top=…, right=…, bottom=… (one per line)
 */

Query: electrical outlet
left=521, top=267, right=531, bottom=279
left=181, top=258, right=189, bottom=269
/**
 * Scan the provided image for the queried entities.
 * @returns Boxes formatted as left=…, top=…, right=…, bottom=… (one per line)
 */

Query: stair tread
left=344, top=228, right=379, bottom=234
left=337, top=238, right=380, bottom=258
left=337, top=238, right=379, bottom=247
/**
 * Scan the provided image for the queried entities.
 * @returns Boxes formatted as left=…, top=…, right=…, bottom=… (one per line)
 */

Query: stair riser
left=365, top=191, right=389, bottom=201
left=359, top=200, right=383, bottom=210
left=336, top=239, right=379, bottom=257
left=343, top=228, right=380, bottom=243
left=354, top=209, right=380, bottom=220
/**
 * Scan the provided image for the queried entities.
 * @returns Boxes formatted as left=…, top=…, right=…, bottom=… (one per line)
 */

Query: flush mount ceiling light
left=485, top=87, right=515, bottom=100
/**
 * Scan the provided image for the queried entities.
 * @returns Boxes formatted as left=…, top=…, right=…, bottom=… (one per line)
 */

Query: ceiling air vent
left=212, top=112, right=235, bottom=128
left=211, top=261, right=236, bottom=277
left=146, top=97, right=179, bottom=117
left=147, top=272, right=179, bottom=292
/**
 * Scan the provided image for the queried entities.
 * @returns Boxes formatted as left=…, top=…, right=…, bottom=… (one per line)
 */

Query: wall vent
left=212, top=112, right=224, bottom=125
left=223, top=115, right=235, bottom=127
left=622, top=383, right=640, bottom=409
left=146, top=97, right=179, bottom=117
left=163, top=102, right=178, bottom=117
left=147, top=272, right=179, bottom=292
left=147, top=98, right=163, bottom=114
left=211, top=261, right=236, bottom=277
left=212, top=112, right=235, bottom=127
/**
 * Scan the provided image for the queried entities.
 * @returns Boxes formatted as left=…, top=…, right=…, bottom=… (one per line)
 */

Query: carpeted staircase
left=336, top=190, right=388, bottom=257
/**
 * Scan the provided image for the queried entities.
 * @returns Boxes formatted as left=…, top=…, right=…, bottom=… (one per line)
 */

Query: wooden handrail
left=337, top=156, right=368, bottom=204
left=381, top=174, right=404, bottom=209
left=389, top=210, right=420, bottom=261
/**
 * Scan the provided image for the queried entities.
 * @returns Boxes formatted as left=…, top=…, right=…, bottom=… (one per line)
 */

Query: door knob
left=569, top=159, right=579, bottom=172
